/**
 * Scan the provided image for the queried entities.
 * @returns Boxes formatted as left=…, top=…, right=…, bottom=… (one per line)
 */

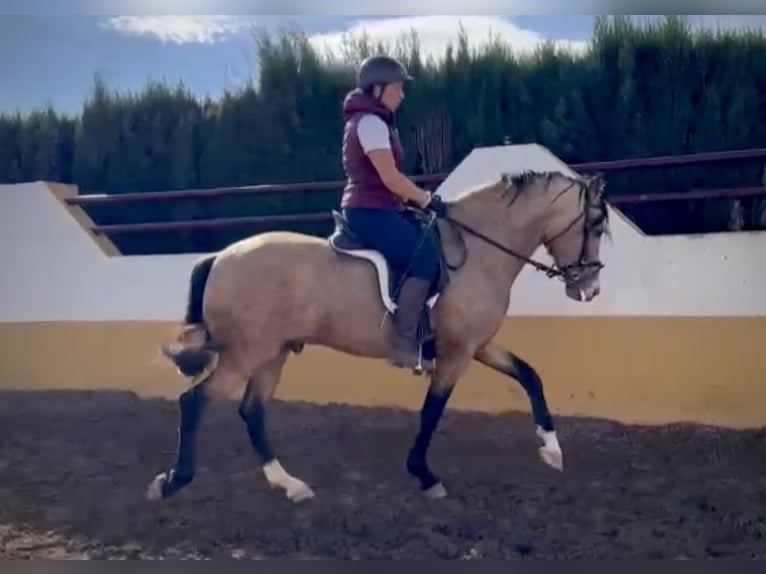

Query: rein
left=423, top=179, right=605, bottom=283
left=442, top=215, right=569, bottom=279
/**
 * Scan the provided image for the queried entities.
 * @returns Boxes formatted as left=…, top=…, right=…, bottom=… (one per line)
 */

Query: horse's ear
left=585, top=173, right=606, bottom=199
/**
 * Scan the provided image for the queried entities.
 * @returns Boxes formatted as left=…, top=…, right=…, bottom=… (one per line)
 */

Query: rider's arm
left=357, top=115, right=431, bottom=208
left=367, top=150, right=431, bottom=207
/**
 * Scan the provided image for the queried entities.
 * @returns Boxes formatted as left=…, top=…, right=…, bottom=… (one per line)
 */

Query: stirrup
left=412, top=346, right=433, bottom=376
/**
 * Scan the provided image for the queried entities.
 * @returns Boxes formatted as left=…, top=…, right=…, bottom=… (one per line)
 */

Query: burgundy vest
left=340, top=88, right=406, bottom=210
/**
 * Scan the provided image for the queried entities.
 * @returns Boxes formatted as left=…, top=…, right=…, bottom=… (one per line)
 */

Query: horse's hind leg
left=238, top=348, right=314, bottom=503
left=146, top=357, right=243, bottom=501
left=474, top=343, right=563, bottom=471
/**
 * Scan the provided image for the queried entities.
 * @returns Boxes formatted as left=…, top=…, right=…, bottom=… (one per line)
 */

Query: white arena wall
left=1, top=144, right=765, bottom=428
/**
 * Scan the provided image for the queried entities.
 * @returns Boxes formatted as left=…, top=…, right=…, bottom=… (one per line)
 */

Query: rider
left=339, top=54, right=447, bottom=370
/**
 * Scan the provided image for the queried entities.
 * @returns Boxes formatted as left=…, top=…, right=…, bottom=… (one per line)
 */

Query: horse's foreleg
left=406, top=349, right=472, bottom=499
left=238, top=350, right=314, bottom=503
left=474, top=343, right=563, bottom=471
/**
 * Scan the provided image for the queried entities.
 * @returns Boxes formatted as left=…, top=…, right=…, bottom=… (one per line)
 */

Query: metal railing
left=61, top=146, right=766, bottom=236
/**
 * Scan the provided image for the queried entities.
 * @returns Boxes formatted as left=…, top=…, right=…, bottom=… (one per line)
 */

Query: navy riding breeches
left=342, top=207, right=439, bottom=281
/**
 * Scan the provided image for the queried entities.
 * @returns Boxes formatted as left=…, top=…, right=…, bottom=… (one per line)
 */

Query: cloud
left=307, top=16, right=589, bottom=64
left=636, top=15, right=766, bottom=33
left=102, top=15, right=256, bottom=44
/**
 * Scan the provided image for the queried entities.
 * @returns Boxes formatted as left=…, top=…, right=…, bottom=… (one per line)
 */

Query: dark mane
left=501, top=169, right=557, bottom=189
left=454, top=168, right=606, bottom=232
left=497, top=169, right=610, bottom=233
left=499, top=169, right=582, bottom=206
left=500, top=169, right=581, bottom=193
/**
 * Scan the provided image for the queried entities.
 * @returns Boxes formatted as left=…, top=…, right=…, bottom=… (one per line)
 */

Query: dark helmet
left=357, top=55, right=413, bottom=90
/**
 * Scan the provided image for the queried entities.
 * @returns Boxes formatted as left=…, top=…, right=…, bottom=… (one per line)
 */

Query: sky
left=0, top=14, right=763, bottom=115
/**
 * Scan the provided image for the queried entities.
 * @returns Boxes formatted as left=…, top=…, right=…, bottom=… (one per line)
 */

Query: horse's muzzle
left=565, top=280, right=600, bottom=302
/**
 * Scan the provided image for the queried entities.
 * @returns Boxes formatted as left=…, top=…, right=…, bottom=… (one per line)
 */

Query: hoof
left=146, top=472, right=169, bottom=501
left=539, top=446, right=563, bottom=471
left=536, top=427, right=564, bottom=471
left=423, top=482, right=448, bottom=499
left=285, top=479, right=315, bottom=503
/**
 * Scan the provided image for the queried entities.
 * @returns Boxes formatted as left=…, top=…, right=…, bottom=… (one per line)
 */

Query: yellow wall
left=3, top=173, right=766, bottom=432
left=2, top=316, right=765, bottom=429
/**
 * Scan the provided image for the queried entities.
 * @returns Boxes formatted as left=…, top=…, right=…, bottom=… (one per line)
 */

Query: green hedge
left=1, top=16, right=765, bottom=253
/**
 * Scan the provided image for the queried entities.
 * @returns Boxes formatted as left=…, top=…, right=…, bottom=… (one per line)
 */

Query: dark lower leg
left=238, top=400, right=275, bottom=464
left=510, top=355, right=554, bottom=432
left=406, top=388, right=452, bottom=491
left=162, top=384, right=208, bottom=497
left=474, top=346, right=554, bottom=433
left=238, top=355, right=287, bottom=467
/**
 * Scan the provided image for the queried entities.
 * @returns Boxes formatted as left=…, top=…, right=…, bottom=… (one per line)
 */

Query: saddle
left=328, top=209, right=450, bottom=370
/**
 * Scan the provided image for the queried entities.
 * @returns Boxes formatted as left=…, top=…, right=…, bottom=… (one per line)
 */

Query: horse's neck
left=445, top=191, right=545, bottom=295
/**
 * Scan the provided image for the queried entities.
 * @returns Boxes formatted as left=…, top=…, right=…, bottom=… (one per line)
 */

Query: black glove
left=425, top=193, right=448, bottom=218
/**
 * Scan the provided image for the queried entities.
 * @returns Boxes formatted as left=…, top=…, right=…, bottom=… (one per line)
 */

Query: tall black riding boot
left=389, top=277, right=431, bottom=369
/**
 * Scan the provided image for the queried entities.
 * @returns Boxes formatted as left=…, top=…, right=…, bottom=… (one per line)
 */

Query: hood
left=342, top=88, right=394, bottom=123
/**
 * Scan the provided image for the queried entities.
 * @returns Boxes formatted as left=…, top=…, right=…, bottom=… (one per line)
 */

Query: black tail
left=184, top=254, right=216, bottom=325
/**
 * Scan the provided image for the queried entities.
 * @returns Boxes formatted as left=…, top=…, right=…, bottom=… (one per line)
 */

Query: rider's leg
left=342, top=207, right=432, bottom=270
left=390, top=238, right=439, bottom=368
left=342, top=208, right=439, bottom=368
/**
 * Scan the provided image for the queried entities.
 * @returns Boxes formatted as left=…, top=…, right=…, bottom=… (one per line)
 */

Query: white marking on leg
left=536, top=425, right=564, bottom=471
left=263, top=459, right=315, bottom=502
left=146, top=472, right=168, bottom=501
left=423, top=482, right=448, bottom=499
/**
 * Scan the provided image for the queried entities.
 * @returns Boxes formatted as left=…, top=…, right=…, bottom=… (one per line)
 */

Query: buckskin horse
left=146, top=169, right=609, bottom=503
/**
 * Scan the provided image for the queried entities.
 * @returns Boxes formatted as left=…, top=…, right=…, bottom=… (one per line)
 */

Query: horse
left=146, top=168, right=609, bottom=503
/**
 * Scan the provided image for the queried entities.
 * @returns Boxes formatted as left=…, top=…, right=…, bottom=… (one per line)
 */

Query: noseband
left=542, top=186, right=606, bottom=283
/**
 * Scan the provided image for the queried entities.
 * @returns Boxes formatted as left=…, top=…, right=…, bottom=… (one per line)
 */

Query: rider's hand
left=422, top=192, right=448, bottom=218
left=418, top=188, right=432, bottom=208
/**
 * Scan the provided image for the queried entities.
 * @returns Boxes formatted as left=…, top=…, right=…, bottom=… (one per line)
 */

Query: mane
left=447, top=168, right=609, bottom=232
left=440, top=168, right=611, bottom=264
left=501, top=169, right=559, bottom=189
left=450, top=169, right=591, bottom=209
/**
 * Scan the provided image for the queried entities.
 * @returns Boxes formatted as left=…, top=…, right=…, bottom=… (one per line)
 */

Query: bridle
left=425, top=177, right=606, bottom=284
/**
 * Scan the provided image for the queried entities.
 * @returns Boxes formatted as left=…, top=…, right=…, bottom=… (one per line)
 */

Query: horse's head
left=443, top=169, right=609, bottom=303
left=538, top=172, right=609, bottom=302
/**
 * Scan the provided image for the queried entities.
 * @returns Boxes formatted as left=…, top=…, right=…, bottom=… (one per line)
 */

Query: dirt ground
left=1, top=389, right=766, bottom=560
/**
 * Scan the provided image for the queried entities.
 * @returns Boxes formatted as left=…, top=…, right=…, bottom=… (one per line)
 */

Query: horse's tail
left=162, top=253, right=219, bottom=378
left=184, top=253, right=216, bottom=325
